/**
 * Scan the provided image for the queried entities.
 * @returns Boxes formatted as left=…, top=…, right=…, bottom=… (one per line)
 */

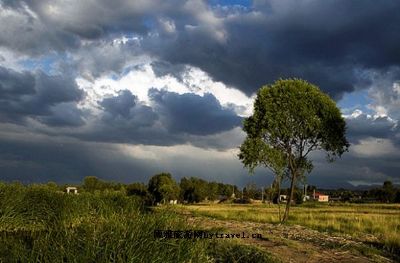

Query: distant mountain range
left=319, top=182, right=400, bottom=191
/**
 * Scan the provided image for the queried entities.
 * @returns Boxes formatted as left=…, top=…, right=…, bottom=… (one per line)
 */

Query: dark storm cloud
left=0, top=66, right=84, bottom=126
left=3, top=0, right=399, bottom=98
left=0, top=0, right=176, bottom=55
left=1, top=0, right=400, bottom=187
left=0, top=131, right=156, bottom=184
left=76, top=89, right=242, bottom=147
left=251, top=0, right=400, bottom=67
left=98, top=90, right=159, bottom=133
left=23, top=0, right=166, bottom=38
left=149, top=89, right=242, bottom=135
left=142, top=0, right=400, bottom=98
left=0, top=2, right=80, bottom=55
left=100, top=90, right=137, bottom=118
left=71, top=37, right=145, bottom=79
left=0, top=66, right=35, bottom=98
left=346, top=114, right=398, bottom=142
left=307, top=149, right=400, bottom=188
left=0, top=126, right=262, bottom=187
left=150, top=61, right=187, bottom=82
left=75, top=90, right=164, bottom=144
left=38, top=102, right=85, bottom=127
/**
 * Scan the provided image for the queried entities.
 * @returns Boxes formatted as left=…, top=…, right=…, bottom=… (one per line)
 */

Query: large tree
left=239, top=79, right=349, bottom=222
left=148, top=173, right=180, bottom=205
left=180, top=177, right=209, bottom=203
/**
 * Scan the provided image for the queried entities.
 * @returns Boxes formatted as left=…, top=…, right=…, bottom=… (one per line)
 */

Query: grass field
left=1, top=182, right=399, bottom=262
left=0, top=184, right=212, bottom=262
left=0, top=183, right=279, bottom=263
left=175, top=202, right=400, bottom=255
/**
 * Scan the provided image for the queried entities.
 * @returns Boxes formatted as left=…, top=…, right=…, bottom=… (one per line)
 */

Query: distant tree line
left=70, top=173, right=242, bottom=205
left=7, top=176, right=399, bottom=205
left=322, top=181, right=400, bottom=203
left=367, top=181, right=400, bottom=203
left=79, top=175, right=311, bottom=205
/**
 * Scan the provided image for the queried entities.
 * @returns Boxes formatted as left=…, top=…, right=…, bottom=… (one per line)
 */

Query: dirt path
left=182, top=212, right=394, bottom=263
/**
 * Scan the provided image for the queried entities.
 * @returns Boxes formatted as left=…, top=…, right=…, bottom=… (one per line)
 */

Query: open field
left=1, top=183, right=399, bottom=262
left=169, top=203, right=400, bottom=262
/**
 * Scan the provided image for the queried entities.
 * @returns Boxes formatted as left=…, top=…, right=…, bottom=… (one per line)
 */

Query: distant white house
left=313, top=192, right=329, bottom=202
left=279, top=194, right=288, bottom=202
left=66, top=186, right=78, bottom=194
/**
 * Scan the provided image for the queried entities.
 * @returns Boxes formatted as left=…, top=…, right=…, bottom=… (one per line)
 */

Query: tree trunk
left=277, top=175, right=282, bottom=222
left=282, top=172, right=296, bottom=222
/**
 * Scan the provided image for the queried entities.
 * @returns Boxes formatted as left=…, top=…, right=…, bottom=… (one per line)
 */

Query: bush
left=233, top=198, right=252, bottom=204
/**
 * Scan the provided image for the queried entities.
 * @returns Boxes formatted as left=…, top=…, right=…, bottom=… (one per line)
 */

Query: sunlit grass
left=177, top=203, right=400, bottom=254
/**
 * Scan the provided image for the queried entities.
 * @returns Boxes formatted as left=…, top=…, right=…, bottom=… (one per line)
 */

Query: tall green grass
left=0, top=183, right=278, bottom=262
left=207, top=241, right=280, bottom=263
left=0, top=183, right=210, bottom=262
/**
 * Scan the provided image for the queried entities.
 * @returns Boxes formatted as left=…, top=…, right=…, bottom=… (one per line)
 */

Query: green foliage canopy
left=239, top=79, right=349, bottom=221
left=239, top=137, right=287, bottom=177
left=180, top=177, right=209, bottom=203
left=241, top=79, right=348, bottom=166
left=126, top=183, right=148, bottom=197
left=148, top=173, right=180, bottom=203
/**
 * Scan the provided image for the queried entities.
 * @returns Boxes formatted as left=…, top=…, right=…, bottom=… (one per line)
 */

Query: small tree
left=46, top=181, right=58, bottom=191
left=240, top=79, right=349, bottom=222
left=207, top=182, right=219, bottom=201
left=239, top=136, right=287, bottom=221
left=83, top=176, right=102, bottom=192
left=381, top=181, right=396, bottom=203
left=243, top=183, right=261, bottom=200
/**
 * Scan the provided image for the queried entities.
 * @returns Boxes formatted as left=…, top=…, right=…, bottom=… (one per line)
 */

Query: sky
left=0, top=0, right=399, bottom=188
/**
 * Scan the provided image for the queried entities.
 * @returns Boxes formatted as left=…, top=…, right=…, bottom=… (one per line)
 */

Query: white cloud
left=76, top=62, right=254, bottom=117
left=343, top=109, right=363, bottom=119
left=183, top=0, right=228, bottom=43
left=0, top=47, right=26, bottom=71
left=158, top=18, right=176, bottom=34
left=394, top=82, right=400, bottom=94
left=366, top=70, right=400, bottom=120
